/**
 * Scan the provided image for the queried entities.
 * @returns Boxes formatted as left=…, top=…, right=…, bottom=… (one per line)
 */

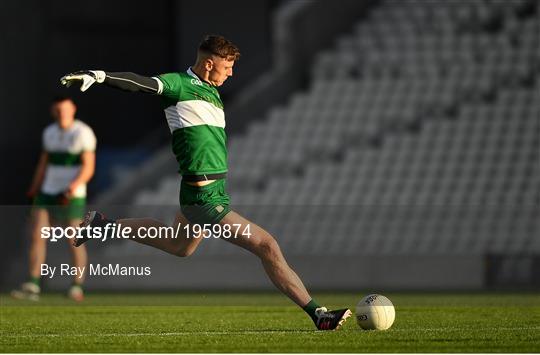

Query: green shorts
left=33, top=192, right=86, bottom=222
left=180, top=179, right=231, bottom=225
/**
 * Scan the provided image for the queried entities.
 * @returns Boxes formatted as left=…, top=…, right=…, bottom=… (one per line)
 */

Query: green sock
left=302, top=299, right=322, bottom=323
left=29, top=276, right=40, bottom=287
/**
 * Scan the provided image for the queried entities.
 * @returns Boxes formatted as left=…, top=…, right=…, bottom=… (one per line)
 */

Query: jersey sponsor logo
left=191, top=78, right=203, bottom=86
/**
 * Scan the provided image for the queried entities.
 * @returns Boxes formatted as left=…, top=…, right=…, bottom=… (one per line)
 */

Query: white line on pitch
left=2, top=326, right=539, bottom=338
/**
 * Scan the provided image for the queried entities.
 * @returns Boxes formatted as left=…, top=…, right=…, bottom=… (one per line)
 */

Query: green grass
left=1, top=292, right=539, bottom=352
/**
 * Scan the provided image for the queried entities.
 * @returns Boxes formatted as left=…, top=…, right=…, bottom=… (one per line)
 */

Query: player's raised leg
left=118, top=212, right=203, bottom=256
left=10, top=208, right=50, bottom=301
left=77, top=211, right=203, bottom=257
left=219, top=210, right=352, bottom=330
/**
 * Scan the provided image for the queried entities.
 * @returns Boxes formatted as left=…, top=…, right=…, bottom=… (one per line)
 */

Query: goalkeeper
left=60, top=34, right=350, bottom=330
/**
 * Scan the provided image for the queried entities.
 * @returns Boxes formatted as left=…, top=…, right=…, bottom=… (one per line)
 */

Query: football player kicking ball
left=60, top=35, right=351, bottom=330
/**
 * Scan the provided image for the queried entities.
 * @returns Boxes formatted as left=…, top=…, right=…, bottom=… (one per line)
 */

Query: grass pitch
left=1, top=292, right=539, bottom=352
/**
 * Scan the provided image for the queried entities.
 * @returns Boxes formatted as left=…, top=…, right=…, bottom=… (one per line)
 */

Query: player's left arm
left=60, top=70, right=164, bottom=95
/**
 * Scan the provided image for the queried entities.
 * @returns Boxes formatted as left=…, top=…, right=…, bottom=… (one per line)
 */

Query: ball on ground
left=356, top=294, right=395, bottom=330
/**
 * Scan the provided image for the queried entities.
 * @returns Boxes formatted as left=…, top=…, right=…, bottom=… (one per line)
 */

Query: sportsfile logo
left=41, top=223, right=252, bottom=242
left=41, top=224, right=131, bottom=243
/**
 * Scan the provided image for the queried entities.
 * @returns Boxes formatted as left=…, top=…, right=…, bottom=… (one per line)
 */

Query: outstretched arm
left=60, top=70, right=163, bottom=94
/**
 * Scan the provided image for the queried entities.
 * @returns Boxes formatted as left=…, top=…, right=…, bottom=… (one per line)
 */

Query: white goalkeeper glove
left=60, top=70, right=106, bottom=92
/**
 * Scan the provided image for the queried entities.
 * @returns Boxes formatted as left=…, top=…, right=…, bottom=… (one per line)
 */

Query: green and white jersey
left=41, top=120, right=96, bottom=197
left=155, top=68, right=227, bottom=176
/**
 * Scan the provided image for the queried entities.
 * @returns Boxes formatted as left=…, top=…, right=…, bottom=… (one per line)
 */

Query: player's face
left=51, top=100, right=76, bottom=129
left=208, top=57, right=234, bottom=86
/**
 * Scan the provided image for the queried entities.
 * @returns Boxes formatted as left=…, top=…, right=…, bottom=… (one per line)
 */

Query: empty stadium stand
left=95, top=0, right=538, bottom=289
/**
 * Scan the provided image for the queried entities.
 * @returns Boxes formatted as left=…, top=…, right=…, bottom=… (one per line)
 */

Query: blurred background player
left=11, top=96, right=96, bottom=302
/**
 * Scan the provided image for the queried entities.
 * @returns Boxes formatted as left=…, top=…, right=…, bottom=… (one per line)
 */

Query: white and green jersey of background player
left=157, top=68, right=227, bottom=176
left=34, top=120, right=96, bottom=221
left=41, top=120, right=96, bottom=197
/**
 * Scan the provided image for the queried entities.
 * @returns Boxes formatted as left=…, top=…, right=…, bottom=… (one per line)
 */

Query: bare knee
left=30, top=211, right=49, bottom=239
left=29, top=239, right=47, bottom=254
left=173, top=239, right=201, bottom=258
left=175, top=247, right=195, bottom=258
left=29, top=231, right=47, bottom=249
left=257, top=236, right=282, bottom=261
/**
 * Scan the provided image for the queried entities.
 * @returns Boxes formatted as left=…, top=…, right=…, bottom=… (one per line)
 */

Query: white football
left=355, top=294, right=395, bottom=330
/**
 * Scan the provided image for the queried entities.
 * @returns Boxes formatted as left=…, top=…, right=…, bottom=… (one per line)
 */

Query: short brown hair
left=198, top=35, right=241, bottom=61
left=51, top=95, right=74, bottom=104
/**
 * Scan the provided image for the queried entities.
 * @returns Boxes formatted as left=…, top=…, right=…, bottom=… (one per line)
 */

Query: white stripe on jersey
left=164, top=100, right=225, bottom=132
left=43, top=120, right=96, bottom=153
